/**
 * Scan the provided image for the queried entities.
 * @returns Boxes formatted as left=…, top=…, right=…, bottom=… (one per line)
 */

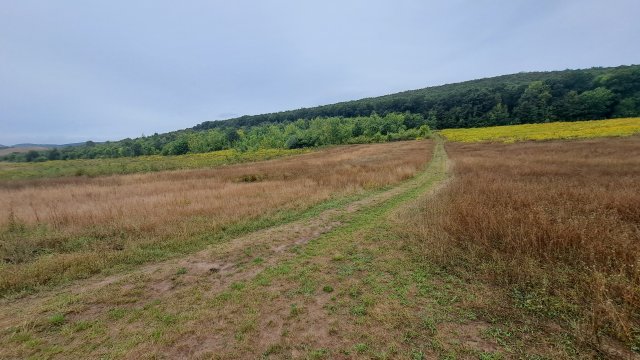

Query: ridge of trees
left=193, top=65, right=640, bottom=130
left=3, top=65, right=639, bottom=162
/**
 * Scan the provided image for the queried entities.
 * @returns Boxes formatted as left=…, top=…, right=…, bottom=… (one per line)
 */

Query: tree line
left=2, top=65, right=639, bottom=162
left=2, top=113, right=430, bottom=162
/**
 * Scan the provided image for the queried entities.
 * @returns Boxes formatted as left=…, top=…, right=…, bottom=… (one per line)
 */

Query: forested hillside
left=3, top=65, right=639, bottom=162
left=195, top=65, right=640, bottom=130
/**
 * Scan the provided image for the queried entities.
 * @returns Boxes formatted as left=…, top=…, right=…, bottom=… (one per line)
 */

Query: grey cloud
left=1, top=0, right=639, bottom=144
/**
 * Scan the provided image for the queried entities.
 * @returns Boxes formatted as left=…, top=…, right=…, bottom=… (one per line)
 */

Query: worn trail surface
left=0, top=140, right=450, bottom=359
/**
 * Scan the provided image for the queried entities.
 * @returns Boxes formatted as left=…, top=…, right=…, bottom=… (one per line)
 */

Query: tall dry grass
left=408, top=136, right=640, bottom=349
left=0, top=140, right=432, bottom=294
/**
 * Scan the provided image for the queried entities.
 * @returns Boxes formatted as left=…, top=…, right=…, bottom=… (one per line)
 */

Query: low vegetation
left=0, top=148, right=307, bottom=180
left=0, top=139, right=456, bottom=359
left=440, top=117, right=640, bottom=142
left=0, top=140, right=432, bottom=295
left=405, top=136, right=640, bottom=354
left=1, top=132, right=638, bottom=358
left=0, top=139, right=599, bottom=359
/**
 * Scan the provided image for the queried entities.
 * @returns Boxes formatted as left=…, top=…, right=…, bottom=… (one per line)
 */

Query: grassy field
left=0, top=141, right=431, bottom=295
left=440, top=117, right=640, bottom=143
left=0, top=148, right=308, bottom=180
left=0, top=138, right=608, bottom=359
left=0, top=139, right=442, bottom=359
left=1, top=130, right=639, bottom=358
left=407, top=136, right=640, bottom=356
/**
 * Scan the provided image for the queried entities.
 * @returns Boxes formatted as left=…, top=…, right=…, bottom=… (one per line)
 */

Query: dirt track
left=0, top=141, right=448, bottom=359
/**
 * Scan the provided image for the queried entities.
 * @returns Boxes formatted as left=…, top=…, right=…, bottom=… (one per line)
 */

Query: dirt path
left=3, top=139, right=607, bottom=359
left=0, top=141, right=446, bottom=342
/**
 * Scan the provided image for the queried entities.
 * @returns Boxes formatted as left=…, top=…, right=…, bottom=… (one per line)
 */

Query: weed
left=420, top=316, right=438, bottom=335
left=154, top=312, right=177, bottom=326
left=308, top=348, right=329, bottom=359
left=331, top=253, right=345, bottom=261
left=262, top=343, right=283, bottom=357
left=411, top=350, right=426, bottom=360
left=48, top=313, right=65, bottom=327
left=322, top=285, right=334, bottom=293
left=354, top=343, right=369, bottom=353
left=289, top=304, right=302, bottom=317
left=478, top=352, right=503, bottom=360
left=484, top=327, right=513, bottom=347
left=71, top=321, right=93, bottom=333
left=348, top=286, right=363, bottom=298
left=107, top=308, right=126, bottom=320
left=230, top=282, right=245, bottom=291
left=350, top=304, right=367, bottom=317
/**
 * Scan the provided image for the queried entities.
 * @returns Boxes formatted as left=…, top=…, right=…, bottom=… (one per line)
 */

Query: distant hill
left=193, top=64, right=640, bottom=131
left=11, top=143, right=56, bottom=148
left=0, top=142, right=87, bottom=157
left=10, top=142, right=86, bottom=148
left=0, top=146, right=52, bottom=156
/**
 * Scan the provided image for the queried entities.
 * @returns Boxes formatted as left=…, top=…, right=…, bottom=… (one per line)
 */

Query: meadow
left=439, top=117, right=640, bottom=143
left=405, top=136, right=640, bottom=354
left=0, top=141, right=431, bottom=295
left=1, top=120, right=640, bottom=358
left=0, top=148, right=307, bottom=181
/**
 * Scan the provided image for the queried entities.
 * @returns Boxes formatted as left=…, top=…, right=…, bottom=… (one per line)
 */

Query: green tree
left=47, top=148, right=61, bottom=160
left=514, top=81, right=552, bottom=123
left=131, top=142, right=143, bottom=156
left=554, top=90, right=581, bottom=120
left=613, top=92, right=640, bottom=117
left=25, top=150, right=41, bottom=162
left=486, top=101, right=510, bottom=125
left=162, top=138, right=190, bottom=155
left=576, top=87, right=615, bottom=119
left=401, top=112, right=425, bottom=128
left=425, top=109, right=438, bottom=129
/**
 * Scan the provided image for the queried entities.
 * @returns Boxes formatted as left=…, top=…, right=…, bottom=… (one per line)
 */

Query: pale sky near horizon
left=1, top=0, right=639, bottom=145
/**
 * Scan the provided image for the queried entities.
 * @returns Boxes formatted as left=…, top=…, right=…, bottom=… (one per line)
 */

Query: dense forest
left=3, top=65, right=639, bottom=162
left=194, top=65, right=640, bottom=131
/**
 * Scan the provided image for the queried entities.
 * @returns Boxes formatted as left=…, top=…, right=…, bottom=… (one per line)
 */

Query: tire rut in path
left=0, top=143, right=444, bottom=330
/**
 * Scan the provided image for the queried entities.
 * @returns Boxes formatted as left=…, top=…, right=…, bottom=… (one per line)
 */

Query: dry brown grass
left=409, top=136, right=640, bottom=351
left=0, top=140, right=432, bottom=294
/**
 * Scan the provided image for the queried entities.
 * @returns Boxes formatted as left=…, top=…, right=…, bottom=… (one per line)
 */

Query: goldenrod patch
left=440, top=118, right=640, bottom=143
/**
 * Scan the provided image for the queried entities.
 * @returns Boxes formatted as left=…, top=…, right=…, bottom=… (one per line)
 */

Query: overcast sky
left=1, top=0, right=639, bottom=145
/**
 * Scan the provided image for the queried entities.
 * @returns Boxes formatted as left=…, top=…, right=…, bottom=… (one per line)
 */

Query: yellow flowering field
left=440, top=118, right=640, bottom=143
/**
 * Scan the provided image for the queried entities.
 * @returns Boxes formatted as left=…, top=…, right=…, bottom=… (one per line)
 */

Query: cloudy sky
left=1, top=0, right=639, bottom=145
